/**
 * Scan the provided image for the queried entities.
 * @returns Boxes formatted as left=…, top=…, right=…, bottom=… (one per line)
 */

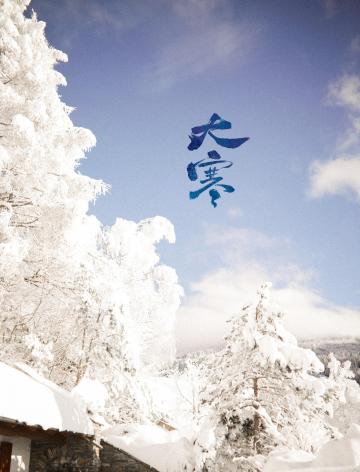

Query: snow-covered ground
left=102, top=420, right=360, bottom=472
left=264, top=423, right=360, bottom=471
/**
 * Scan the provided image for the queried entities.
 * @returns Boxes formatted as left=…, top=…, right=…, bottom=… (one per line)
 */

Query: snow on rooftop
left=0, top=362, right=93, bottom=435
left=103, top=423, right=195, bottom=472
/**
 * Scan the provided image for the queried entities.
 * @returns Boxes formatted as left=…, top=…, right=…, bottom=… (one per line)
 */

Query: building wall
left=100, top=441, right=157, bottom=472
left=0, top=435, right=31, bottom=472
left=29, top=435, right=100, bottom=472
left=29, top=436, right=157, bottom=472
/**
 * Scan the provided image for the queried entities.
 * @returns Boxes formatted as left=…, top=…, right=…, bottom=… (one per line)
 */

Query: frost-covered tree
left=101, top=216, right=183, bottom=370
left=0, top=0, right=182, bottom=423
left=0, top=0, right=104, bottom=376
left=202, top=284, right=336, bottom=471
left=327, top=353, right=360, bottom=435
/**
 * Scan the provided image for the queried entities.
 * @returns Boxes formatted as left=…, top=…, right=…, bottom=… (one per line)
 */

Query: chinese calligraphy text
left=186, top=113, right=249, bottom=208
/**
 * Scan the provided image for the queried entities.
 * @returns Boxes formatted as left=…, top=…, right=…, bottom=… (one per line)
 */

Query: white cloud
left=226, top=206, right=243, bottom=220
left=310, top=155, right=360, bottom=200
left=175, top=225, right=360, bottom=353
left=309, top=74, right=360, bottom=202
left=34, top=0, right=260, bottom=90
left=328, top=74, right=360, bottom=112
left=335, top=116, right=360, bottom=151
left=200, top=224, right=293, bottom=272
left=33, top=0, right=160, bottom=48
left=171, top=0, right=228, bottom=24
left=176, top=263, right=360, bottom=353
left=147, top=24, right=244, bottom=89
left=144, top=1, right=261, bottom=90
left=64, top=0, right=154, bottom=32
left=204, top=225, right=288, bottom=262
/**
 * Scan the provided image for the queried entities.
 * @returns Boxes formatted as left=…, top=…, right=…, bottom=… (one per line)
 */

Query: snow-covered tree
left=327, top=353, right=360, bottom=435
left=0, top=0, right=104, bottom=376
left=0, top=0, right=182, bottom=423
left=101, top=216, right=183, bottom=370
left=202, top=284, right=336, bottom=471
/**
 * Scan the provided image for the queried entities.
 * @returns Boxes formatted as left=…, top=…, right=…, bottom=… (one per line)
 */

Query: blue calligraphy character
left=187, top=151, right=235, bottom=207
left=188, top=113, right=249, bottom=151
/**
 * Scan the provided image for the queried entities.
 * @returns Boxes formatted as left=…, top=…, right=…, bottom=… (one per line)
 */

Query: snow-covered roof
left=0, top=362, right=94, bottom=436
left=103, top=424, right=195, bottom=472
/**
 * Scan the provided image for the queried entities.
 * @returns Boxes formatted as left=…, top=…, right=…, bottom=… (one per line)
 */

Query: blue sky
left=29, top=0, right=360, bottom=348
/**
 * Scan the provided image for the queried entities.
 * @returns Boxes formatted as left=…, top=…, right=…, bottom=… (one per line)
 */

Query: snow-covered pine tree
left=0, top=0, right=182, bottom=423
left=327, top=352, right=360, bottom=435
left=202, top=284, right=336, bottom=471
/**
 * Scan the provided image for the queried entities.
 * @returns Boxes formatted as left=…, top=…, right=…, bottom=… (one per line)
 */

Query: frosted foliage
left=0, top=0, right=107, bottom=376
left=103, top=217, right=183, bottom=368
left=327, top=352, right=360, bottom=434
left=0, top=0, right=182, bottom=425
left=199, top=284, right=339, bottom=471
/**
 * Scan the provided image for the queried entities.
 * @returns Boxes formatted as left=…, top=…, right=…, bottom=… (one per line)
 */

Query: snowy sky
left=29, top=0, right=360, bottom=351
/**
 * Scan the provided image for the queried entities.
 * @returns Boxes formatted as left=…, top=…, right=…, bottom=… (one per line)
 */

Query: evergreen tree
left=203, top=284, right=336, bottom=471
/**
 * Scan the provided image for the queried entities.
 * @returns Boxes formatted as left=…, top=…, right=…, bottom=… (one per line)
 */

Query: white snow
left=0, top=362, right=93, bottom=435
left=313, top=423, right=360, bottom=468
left=11, top=114, right=35, bottom=142
left=264, top=423, right=360, bottom=471
left=103, top=423, right=195, bottom=472
left=71, top=377, right=108, bottom=414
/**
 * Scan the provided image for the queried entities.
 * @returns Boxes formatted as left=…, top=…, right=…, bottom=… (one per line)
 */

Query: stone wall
left=100, top=440, right=157, bottom=472
left=28, top=436, right=158, bottom=472
left=29, top=435, right=100, bottom=472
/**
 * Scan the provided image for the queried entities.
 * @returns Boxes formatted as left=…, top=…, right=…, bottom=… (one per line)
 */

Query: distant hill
left=178, top=337, right=360, bottom=383
left=301, top=337, right=360, bottom=384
